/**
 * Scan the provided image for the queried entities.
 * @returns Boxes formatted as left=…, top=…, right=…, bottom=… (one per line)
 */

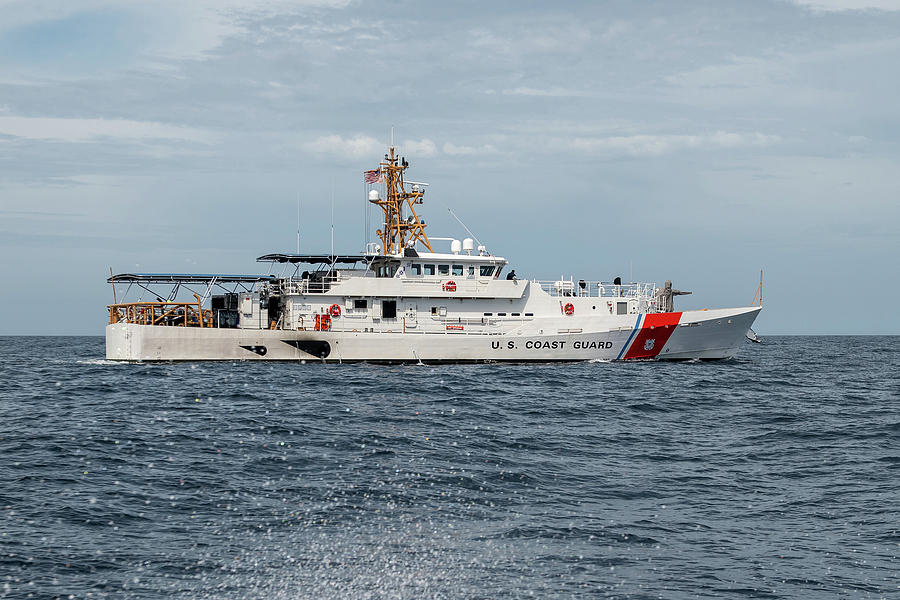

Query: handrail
left=108, top=298, right=213, bottom=327
left=277, top=273, right=343, bottom=294
left=532, top=280, right=656, bottom=298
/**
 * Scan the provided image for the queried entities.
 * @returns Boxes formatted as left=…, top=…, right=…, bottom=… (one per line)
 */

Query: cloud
left=302, top=135, right=440, bottom=161
left=303, top=134, right=381, bottom=159
left=467, top=20, right=593, bottom=58
left=791, top=0, right=900, bottom=11
left=0, top=0, right=352, bottom=30
left=566, top=131, right=780, bottom=157
left=399, top=139, right=438, bottom=157
left=0, top=0, right=354, bottom=70
left=0, top=115, right=212, bottom=143
left=501, top=87, right=593, bottom=98
left=0, top=1, right=231, bottom=63
left=663, top=57, right=785, bottom=90
left=660, top=36, right=900, bottom=111
left=442, top=143, right=498, bottom=156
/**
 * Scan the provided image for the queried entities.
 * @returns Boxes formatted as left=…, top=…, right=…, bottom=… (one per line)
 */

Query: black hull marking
left=282, top=339, right=331, bottom=359
left=239, top=345, right=268, bottom=356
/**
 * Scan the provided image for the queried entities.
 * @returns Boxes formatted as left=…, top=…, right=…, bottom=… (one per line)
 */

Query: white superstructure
left=105, top=146, right=761, bottom=362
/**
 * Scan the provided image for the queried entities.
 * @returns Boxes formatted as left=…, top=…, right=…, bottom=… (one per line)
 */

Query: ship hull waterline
left=106, top=306, right=760, bottom=363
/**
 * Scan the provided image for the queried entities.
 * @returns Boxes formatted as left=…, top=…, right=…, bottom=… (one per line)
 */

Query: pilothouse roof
left=255, top=252, right=504, bottom=265
left=396, top=251, right=506, bottom=264
left=256, top=253, right=371, bottom=264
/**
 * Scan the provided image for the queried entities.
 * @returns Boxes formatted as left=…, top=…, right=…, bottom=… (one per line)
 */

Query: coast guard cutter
left=106, top=146, right=761, bottom=362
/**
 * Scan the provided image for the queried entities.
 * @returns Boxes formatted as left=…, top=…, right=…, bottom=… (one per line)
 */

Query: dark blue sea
left=1, top=336, right=898, bottom=599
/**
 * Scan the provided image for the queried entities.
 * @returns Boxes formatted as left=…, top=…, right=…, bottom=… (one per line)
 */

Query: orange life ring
left=564, top=302, right=575, bottom=316
left=443, top=280, right=457, bottom=292
left=329, top=303, right=341, bottom=317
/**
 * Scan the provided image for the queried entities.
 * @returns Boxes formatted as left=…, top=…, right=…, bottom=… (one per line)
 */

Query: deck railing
left=532, top=280, right=656, bottom=299
left=108, top=294, right=213, bottom=327
left=277, top=273, right=344, bottom=295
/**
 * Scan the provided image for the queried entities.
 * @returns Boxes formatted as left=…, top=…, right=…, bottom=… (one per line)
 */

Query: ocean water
left=1, top=336, right=898, bottom=599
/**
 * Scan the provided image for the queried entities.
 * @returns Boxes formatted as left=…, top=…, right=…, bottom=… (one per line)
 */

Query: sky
left=0, top=0, right=898, bottom=335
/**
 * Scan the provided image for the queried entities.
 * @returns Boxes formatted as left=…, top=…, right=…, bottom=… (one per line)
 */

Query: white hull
left=106, top=306, right=760, bottom=363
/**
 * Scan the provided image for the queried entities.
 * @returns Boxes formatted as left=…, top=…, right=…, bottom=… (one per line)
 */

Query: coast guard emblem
left=644, top=338, right=655, bottom=351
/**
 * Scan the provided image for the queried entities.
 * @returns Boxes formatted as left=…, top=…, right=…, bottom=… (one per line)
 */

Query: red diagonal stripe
left=623, top=312, right=682, bottom=359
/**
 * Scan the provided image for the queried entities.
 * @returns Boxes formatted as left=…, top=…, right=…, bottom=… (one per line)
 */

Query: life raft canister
left=443, top=280, right=457, bottom=292
left=329, top=303, right=341, bottom=317
left=564, top=302, right=575, bottom=316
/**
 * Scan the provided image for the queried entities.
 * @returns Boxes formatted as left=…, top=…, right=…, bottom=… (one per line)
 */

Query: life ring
left=329, top=303, right=341, bottom=317
left=563, top=303, right=575, bottom=316
left=443, top=280, right=457, bottom=292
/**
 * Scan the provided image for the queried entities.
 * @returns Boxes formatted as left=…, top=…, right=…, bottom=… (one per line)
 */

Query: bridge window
left=424, top=264, right=435, bottom=275
left=452, top=264, right=463, bottom=276
left=438, top=264, right=449, bottom=275
left=411, top=264, right=421, bottom=275
left=479, top=265, right=495, bottom=277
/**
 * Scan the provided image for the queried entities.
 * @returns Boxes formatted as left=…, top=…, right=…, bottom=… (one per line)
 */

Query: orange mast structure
left=369, top=147, right=432, bottom=255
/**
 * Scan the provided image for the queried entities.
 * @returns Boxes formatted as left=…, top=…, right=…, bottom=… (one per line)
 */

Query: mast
left=368, top=147, right=432, bottom=255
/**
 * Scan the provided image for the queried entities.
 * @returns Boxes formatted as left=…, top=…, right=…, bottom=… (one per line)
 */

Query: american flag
left=364, top=169, right=381, bottom=184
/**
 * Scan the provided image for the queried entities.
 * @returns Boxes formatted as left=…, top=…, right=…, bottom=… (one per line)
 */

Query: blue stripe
left=616, top=314, right=643, bottom=360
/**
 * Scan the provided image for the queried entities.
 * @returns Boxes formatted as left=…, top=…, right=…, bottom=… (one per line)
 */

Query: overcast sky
left=1, top=0, right=898, bottom=335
